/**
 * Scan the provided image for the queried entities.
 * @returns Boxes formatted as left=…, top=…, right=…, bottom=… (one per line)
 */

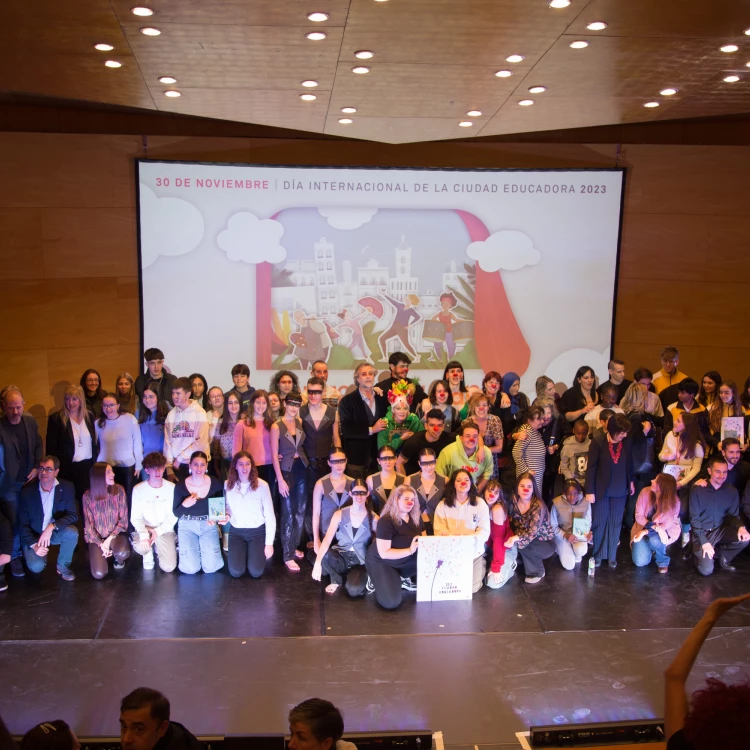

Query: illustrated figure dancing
left=430, top=291, right=461, bottom=360
left=336, top=308, right=373, bottom=363
left=377, top=291, right=421, bottom=361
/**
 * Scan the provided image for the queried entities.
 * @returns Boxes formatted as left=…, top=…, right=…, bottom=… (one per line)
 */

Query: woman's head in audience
left=536, top=375, right=556, bottom=400
left=390, top=398, right=410, bottom=425
left=650, top=473, right=678, bottom=516
left=562, top=479, right=585, bottom=506
left=116, top=372, right=137, bottom=413
left=444, top=469, right=477, bottom=507
left=621, top=382, right=649, bottom=414
left=288, top=698, right=344, bottom=750
left=428, top=379, right=452, bottom=406
left=381, top=484, right=421, bottom=526
left=443, top=361, right=466, bottom=392
left=62, top=385, right=88, bottom=423
left=268, top=391, right=283, bottom=419
left=467, top=392, right=491, bottom=420
left=514, top=472, right=537, bottom=503
left=524, top=405, right=545, bottom=430
left=219, top=392, right=241, bottom=434
left=377, top=445, right=397, bottom=472
left=349, top=477, right=373, bottom=515
left=21, top=720, right=79, bottom=750
left=698, top=371, right=722, bottom=406
left=247, top=389, right=273, bottom=429
left=483, top=479, right=505, bottom=510
left=482, top=371, right=502, bottom=398
left=573, top=365, right=596, bottom=393
left=89, top=462, right=116, bottom=500
left=284, top=391, right=303, bottom=418
left=533, top=397, right=556, bottom=424
left=80, top=368, right=105, bottom=399
left=98, top=393, right=121, bottom=426
left=207, top=386, right=225, bottom=414
left=633, top=367, right=653, bottom=389
left=502, top=371, right=521, bottom=398
left=188, top=451, right=209, bottom=478
left=718, top=380, right=740, bottom=408
left=327, top=447, right=347, bottom=476
left=682, top=678, right=750, bottom=750
left=270, top=370, right=299, bottom=399
left=189, top=373, right=208, bottom=404
left=417, top=447, right=437, bottom=476
left=138, top=386, right=168, bottom=425
left=607, top=413, right=631, bottom=443
left=227, top=450, right=258, bottom=490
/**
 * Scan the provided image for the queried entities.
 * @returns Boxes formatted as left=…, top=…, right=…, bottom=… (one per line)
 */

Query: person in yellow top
left=652, top=346, right=690, bottom=395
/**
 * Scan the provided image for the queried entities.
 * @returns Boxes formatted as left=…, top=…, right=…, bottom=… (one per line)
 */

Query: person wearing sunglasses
left=406, top=447, right=447, bottom=532
left=367, top=445, right=405, bottom=515
left=312, top=477, right=377, bottom=596
left=310, top=448, right=354, bottom=557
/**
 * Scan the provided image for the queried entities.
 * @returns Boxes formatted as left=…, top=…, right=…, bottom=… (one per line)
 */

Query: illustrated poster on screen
left=137, top=163, right=624, bottom=394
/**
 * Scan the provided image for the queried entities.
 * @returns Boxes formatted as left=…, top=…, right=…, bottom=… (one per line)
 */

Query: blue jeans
left=177, top=518, right=223, bottom=574
left=23, top=526, right=79, bottom=573
left=0, top=480, right=25, bottom=560
left=631, top=529, right=670, bottom=568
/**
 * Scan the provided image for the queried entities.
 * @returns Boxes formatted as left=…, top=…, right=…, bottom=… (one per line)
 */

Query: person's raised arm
left=664, top=593, right=750, bottom=743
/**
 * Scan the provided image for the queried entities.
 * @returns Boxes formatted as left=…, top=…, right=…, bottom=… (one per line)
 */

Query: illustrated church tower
left=314, top=237, right=338, bottom=316
left=389, top=235, right=418, bottom=302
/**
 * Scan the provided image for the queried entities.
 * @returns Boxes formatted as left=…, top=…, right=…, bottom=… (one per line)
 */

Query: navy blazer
left=584, top=433, right=634, bottom=501
left=0, top=415, right=43, bottom=495
left=18, top=478, right=78, bottom=547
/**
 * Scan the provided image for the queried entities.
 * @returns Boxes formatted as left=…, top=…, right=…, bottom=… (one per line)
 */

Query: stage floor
left=2, top=538, right=750, bottom=747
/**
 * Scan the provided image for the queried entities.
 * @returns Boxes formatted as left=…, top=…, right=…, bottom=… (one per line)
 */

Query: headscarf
left=502, top=371, right=522, bottom=415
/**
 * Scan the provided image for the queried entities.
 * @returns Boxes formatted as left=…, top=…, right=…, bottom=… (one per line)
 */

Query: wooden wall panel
left=1, top=131, right=749, bottom=434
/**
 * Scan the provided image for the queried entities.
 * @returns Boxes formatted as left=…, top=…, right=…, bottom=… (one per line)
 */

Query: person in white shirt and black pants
left=224, top=451, right=276, bottom=579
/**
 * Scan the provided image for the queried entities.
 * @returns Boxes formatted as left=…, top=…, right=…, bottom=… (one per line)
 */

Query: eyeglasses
left=102, top=403, right=119, bottom=409
left=39, top=467, right=57, bottom=474
left=329, top=458, right=347, bottom=465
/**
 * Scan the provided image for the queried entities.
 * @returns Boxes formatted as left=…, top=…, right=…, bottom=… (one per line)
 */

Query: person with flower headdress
left=377, top=380, right=425, bottom=453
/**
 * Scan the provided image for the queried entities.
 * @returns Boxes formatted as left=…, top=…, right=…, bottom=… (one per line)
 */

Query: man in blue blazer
left=18, top=456, right=79, bottom=581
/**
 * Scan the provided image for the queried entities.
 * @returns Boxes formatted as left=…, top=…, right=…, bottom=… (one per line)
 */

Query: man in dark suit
left=18, top=456, right=79, bottom=581
left=337, top=364, right=389, bottom=479
left=0, top=388, right=43, bottom=577
left=377, top=352, right=426, bottom=414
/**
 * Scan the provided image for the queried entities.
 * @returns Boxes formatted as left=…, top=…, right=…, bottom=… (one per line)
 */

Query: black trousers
left=227, top=525, right=267, bottom=578
left=280, top=459, right=308, bottom=562
left=592, top=494, right=627, bottom=563
left=256, top=464, right=279, bottom=535
left=304, top=459, right=329, bottom=538
left=321, top=548, right=367, bottom=596
left=517, top=538, right=556, bottom=578
left=692, top=524, right=750, bottom=576
left=365, top=544, right=417, bottom=610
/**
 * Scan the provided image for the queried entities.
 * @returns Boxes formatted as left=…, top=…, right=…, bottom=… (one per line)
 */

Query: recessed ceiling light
left=341, top=106, right=357, bottom=113
left=140, top=27, right=161, bottom=36
left=466, top=110, right=482, bottom=116
left=720, top=44, right=739, bottom=53
left=506, top=54, right=524, bottom=63
left=643, top=101, right=659, bottom=108
left=338, top=118, right=353, bottom=124
left=306, top=31, right=327, bottom=40
left=355, top=50, right=374, bottom=59
left=164, top=91, right=181, bottom=98
left=528, top=85, right=547, bottom=94
left=301, top=80, right=319, bottom=87
left=569, top=40, right=589, bottom=49
left=548, top=0, right=570, bottom=7
left=495, top=69, right=512, bottom=77
left=158, top=76, right=177, bottom=84
left=458, top=121, right=473, bottom=127
left=724, top=75, right=740, bottom=82
left=105, top=60, right=122, bottom=68
left=587, top=21, right=607, bottom=31
left=94, top=43, right=114, bottom=51
left=131, top=6, right=153, bottom=16
left=745, top=28, right=750, bottom=35
left=746, top=61, right=750, bottom=67
left=352, top=66, right=370, bottom=74
left=660, top=88, right=678, bottom=96
left=300, top=93, right=317, bottom=101
left=518, top=99, right=534, bottom=106
left=307, top=12, right=329, bottom=22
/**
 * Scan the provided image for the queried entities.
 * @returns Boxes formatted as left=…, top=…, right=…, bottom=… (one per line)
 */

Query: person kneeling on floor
left=550, top=479, right=592, bottom=570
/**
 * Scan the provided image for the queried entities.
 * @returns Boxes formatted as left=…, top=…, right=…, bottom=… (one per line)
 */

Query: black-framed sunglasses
left=419, top=459, right=437, bottom=466
left=351, top=490, right=368, bottom=496
left=329, top=458, right=347, bottom=465
left=307, top=390, right=323, bottom=396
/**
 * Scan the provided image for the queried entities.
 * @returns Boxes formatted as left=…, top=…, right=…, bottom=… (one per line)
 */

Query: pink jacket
left=630, top=487, right=681, bottom=547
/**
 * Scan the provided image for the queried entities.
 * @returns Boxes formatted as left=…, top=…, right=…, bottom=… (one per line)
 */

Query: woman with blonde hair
left=115, top=372, right=139, bottom=415
left=620, top=379, right=663, bottom=422
left=464, top=392, right=504, bottom=478
left=46, top=384, right=97, bottom=502
left=631, top=473, right=681, bottom=573
left=365, top=484, right=424, bottom=609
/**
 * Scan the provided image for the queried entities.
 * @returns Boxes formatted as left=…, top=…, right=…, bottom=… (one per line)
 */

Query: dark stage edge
left=2, top=543, right=750, bottom=746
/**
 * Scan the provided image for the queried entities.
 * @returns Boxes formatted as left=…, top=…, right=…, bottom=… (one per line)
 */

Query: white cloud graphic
left=545, top=347, right=610, bottom=388
left=139, top=184, right=205, bottom=268
left=217, top=212, right=286, bottom=264
left=318, top=206, right=377, bottom=230
left=467, top=230, right=541, bottom=272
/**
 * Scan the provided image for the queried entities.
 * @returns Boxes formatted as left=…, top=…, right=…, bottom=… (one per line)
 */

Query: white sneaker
left=681, top=531, right=690, bottom=548
left=365, top=576, right=375, bottom=594
left=143, top=550, right=155, bottom=570
left=400, top=576, right=417, bottom=592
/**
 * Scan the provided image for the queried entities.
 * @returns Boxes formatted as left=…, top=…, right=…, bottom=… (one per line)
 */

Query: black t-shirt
left=399, top=431, right=452, bottom=475
left=173, top=476, right=224, bottom=518
left=376, top=514, right=423, bottom=550
left=9, top=420, right=28, bottom=482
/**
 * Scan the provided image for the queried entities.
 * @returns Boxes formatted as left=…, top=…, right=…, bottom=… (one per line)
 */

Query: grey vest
left=333, top=505, right=373, bottom=565
left=320, top=474, right=353, bottom=536
left=277, top=418, right=308, bottom=473
left=407, top=472, right=447, bottom=520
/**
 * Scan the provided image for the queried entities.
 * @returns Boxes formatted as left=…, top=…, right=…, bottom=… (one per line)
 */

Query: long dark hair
left=226, top=450, right=259, bottom=491
left=697, top=370, right=722, bottom=408
left=443, top=468, right=478, bottom=508
left=443, top=361, right=466, bottom=392
left=89, top=461, right=119, bottom=502
left=269, top=370, right=300, bottom=397
left=80, top=368, right=106, bottom=400
left=742, top=376, right=750, bottom=411
left=137, top=384, right=168, bottom=425
left=189, top=372, right=210, bottom=410
left=96, top=392, right=120, bottom=428
left=245, top=389, right=273, bottom=430
left=709, top=380, right=742, bottom=435
left=651, top=473, right=678, bottom=519
left=350, top=476, right=375, bottom=533
left=677, top=411, right=705, bottom=460
left=570, top=366, right=599, bottom=408
left=428, top=379, right=452, bottom=405
left=514, top=471, right=541, bottom=504
left=219, top=391, right=241, bottom=435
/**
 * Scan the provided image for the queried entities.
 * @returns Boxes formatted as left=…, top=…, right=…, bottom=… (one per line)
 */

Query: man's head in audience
left=311, top=361, right=329, bottom=384
left=598, top=408, right=615, bottom=432
left=143, top=349, right=165, bottom=380
left=231, top=364, right=251, bottom=392
left=634, top=367, right=653, bottom=389
left=171, top=378, right=192, bottom=409
left=607, top=359, right=626, bottom=385
left=2, top=388, right=24, bottom=425
left=660, top=346, right=679, bottom=375
left=459, top=422, right=480, bottom=458
left=721, top=438, right=742, bottom=469
left=354, top=363, right=377, bottom=391
left=388, top=352, right=411, bottom=381
left=707, top=455, right=729, bottom=490
left=288, top=698, right=344, bottom=750
left=424, top=409, right=446, bottom=442
left=120, top=688, right=170, bottom=750
left=677, top=378, right=699, bottom=408
left=573, top=419, right=589, bottom=443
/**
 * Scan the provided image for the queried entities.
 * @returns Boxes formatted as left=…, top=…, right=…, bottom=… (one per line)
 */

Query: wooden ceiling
left=3, top=0, right=750, bottom=144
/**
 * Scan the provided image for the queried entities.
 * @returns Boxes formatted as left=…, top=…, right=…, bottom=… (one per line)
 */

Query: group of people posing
left=0, top=345, right=748, bottom=609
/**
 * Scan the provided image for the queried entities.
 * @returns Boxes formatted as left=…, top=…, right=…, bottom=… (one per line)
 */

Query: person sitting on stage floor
left=164, top=378, right=210, bottom=483
left=172, top=451, right=224, bottom=575
left=288, top=698, right=357, bottom=750
left=664, top=593, right=750, bottom=750
left=550, top=479, right=591, bottom=570
left=224, top=451, right=276, bottom=579
left=365, top=484, right=424, bottom=610
left=311, top=448, right=354, bottom=557
left=486, top=481, right=519, bottom=589
left=509, top=472, right=556, bottom=584
left=130, top=452, right=177, bottom=573
left=120, top=687, right=202, bottom=750
left=312, top=477, right=377, bottom=596
left=21, top=720, right=79, bottom=750
left=83, top=462, right=131, bottom=579
left=366, top=445, right=405, bottom=515
left=630, top=472, right=681, bottom=574
left=18, top=456, right=78, bottom=581
left=688, top=454, right=750, bottom=576
left=397, top=408, right=451, bottom=476
left=407, top=447, right=447, bottom=532
left=377, top=381, right=424, bottom=454
left=436, top=421, right=493, bottom=494
left=433, top=468, right=491, bottom=593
